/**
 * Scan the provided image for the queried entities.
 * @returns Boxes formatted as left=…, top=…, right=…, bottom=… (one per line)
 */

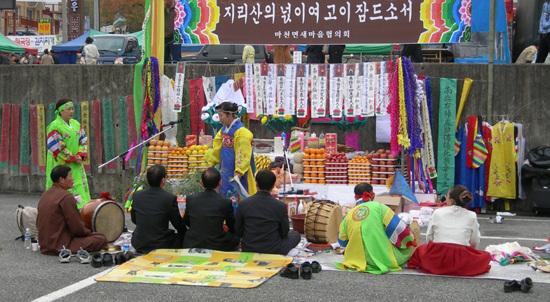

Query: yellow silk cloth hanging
left=455, top=78, right=472, bottom=131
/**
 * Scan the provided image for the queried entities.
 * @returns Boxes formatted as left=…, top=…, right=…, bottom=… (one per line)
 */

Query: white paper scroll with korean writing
left=276, top=64, right=286, bottom=115
left=265, top=64, right=276, bottom=115
left=296, top=64, right=309, bottom=118
left=329, top=64, right=344, bottom=118
left=364, top=62, right=376, bottom=117
left=253, top=64, right=265, bottom=115
left=310, top=65, right=329, bottom=118
left=244, top=64, right=255, bottom=114
left=310, top=65, right=322, bottom=118
left=355, top=63, right=364, bottom=116
left=176, top=1, right=471, bottom=44
left=173, top=62, right=185, bottom=112
left=377, top=62, right=386, bottom=115
left=344, top=63, right=357, bottom=117
left=202, top=76, right=216, bottom=104
left=377, top=62, right=391, bottom=116
left=284, top=64, right=296, bottom=115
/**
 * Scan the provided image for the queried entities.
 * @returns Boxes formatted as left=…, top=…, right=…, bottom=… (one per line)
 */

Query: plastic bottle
left=199, top=128, right=204, bottom=136
left=24, top=228, right=31, bottom=250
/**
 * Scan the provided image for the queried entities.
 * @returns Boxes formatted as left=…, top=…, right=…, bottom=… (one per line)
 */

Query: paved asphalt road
left=1, top=193, right=549, bottom=302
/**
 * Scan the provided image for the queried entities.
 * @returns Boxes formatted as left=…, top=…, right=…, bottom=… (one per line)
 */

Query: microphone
left=279, top=189, right=304, bottom=195
left=162, top=118, right=184, bottom=127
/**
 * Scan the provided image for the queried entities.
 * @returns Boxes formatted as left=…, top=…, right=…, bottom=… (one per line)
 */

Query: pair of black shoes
left=280, top=261, right=322, bottom=280
left=91, top=251, right=135, bottom=268
left=503, top=277, right=533, bottom=293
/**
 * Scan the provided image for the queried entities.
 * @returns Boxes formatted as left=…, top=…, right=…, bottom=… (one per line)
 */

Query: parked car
left=180, top=45, right=268, bottom=64
left=10, top=30, right=37, bottom=36
left=92, top=34, right=141, bottom=64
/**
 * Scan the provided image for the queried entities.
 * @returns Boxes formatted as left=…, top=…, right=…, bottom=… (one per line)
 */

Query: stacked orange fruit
left=303, top=148, right=326, bottom=184
left=348, top=155, right=371, bottom=185
left=167, top=147, right=189, bottom=178
left=147, top=140, right=172, bottom=167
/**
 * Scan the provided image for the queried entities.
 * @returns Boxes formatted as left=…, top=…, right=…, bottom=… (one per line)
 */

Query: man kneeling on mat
left=183, top=167, right=240, bottom=251
left=235, top=170, right=301, bottom=255
left=37, top=165, right=107, bottom=255
left=131, top=165, right=186, bottom=254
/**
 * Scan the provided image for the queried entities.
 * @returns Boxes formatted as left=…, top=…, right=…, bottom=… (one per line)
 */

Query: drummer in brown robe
left=36, top=165, right=107, bottom=255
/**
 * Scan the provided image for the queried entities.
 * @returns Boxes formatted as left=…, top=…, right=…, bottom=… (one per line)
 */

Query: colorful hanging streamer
left=140, top=57, right=161, bottom=140
left=102, top=99, right=116, bottom=172
left=10, top=104, right=21, bottom=174
left=0, top=104, right=11, bottom=171
left=19, top=104, right=30, bottom=174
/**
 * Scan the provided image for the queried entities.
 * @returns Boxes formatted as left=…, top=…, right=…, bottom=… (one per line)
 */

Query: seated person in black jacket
left=131, top=165, right=186, bottom=253
left=235, top=170, right=301, bottom=255
left=183, top=167, right=240, bottom=251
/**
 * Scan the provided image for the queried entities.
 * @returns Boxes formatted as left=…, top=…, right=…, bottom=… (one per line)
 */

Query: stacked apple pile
left=325, top=152, right=348, bottom=184
left=348, top=155, right=371, bottom=185
left=369, top=149, right=397, bottom=185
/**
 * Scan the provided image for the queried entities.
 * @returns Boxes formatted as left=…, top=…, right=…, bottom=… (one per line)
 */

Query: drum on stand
left=305, top=200, right=343, bottom=244
left=80, top=199, right=125, bottom=242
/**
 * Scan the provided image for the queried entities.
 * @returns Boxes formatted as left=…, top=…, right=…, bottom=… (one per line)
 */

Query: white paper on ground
left=496, top=212, right=516, bottom=216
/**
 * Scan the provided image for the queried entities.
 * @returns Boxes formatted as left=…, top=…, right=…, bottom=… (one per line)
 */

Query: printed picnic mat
left=96, top=248, right=292, bottom=288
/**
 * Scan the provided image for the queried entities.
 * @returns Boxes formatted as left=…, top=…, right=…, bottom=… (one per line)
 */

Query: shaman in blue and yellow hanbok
left=208, top=119, right=256, bottom=208
left=336, top=201, right=417, bottom=274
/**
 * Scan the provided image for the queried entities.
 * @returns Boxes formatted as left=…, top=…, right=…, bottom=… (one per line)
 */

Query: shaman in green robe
left=46, top=115, right=91, bottom=209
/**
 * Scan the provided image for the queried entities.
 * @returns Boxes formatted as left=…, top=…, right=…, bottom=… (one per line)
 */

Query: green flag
left=436, top=78, right=457, bottom=194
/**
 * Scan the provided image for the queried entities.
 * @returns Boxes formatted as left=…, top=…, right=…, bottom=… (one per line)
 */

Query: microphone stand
left=99, top=123, right=179, bottom=170
left=281, top=140, right=295, bottom=205
left=99, top=123, right=180, bottom=232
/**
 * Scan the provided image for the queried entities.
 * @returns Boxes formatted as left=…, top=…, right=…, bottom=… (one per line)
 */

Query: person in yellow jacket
left=242, top=45, right=255, bottom=63
left=208, top=102, right=256, bottom=214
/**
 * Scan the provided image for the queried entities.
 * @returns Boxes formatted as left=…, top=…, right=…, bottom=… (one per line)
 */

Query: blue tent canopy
left=52, top=29, right=103, bottom=52
left=455, top=0, right=511, bottom=64
left=181, top=44, right=203, bottom=52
